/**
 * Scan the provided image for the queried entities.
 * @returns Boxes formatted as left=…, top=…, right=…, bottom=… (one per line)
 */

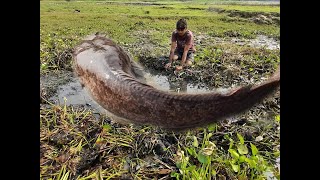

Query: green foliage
left=171, top=123, right=279, bottom=179
left=226, top=132, right=278, bottom=179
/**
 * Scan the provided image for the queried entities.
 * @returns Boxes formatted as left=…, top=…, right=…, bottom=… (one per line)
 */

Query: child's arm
left=169, top=42, right=177, bottom=63
left=180, top=45, right=190, bottom=67
left=165, top=42, right=177, bottom=69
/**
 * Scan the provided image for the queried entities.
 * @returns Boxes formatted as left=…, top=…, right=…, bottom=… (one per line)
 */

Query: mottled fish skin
left=73, top=34, right=280, bottom=130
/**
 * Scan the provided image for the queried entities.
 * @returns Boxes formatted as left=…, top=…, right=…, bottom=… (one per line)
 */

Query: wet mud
left=227, top=10, right=280, bottom=25
left=208, top=7, right=280, bottom=25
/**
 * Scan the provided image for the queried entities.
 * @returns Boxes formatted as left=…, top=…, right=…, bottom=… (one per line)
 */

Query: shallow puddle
left=48, top=77, right=106, bottom=113
left=144, top=72, right=210, bottom=93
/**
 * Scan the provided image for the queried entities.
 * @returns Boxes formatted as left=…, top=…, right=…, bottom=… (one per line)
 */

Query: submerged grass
left=40, top=1, right=280, bottom=179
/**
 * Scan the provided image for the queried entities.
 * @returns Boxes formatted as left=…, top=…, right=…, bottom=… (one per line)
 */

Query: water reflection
left=144, top=72, right=209, bottom=94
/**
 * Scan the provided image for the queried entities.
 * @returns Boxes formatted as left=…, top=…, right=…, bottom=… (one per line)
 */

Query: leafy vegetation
left=41, top=102, right=280, bottom=179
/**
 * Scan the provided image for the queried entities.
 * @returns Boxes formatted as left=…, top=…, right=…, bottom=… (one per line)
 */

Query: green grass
left=40, top=0, right=279, bottom=72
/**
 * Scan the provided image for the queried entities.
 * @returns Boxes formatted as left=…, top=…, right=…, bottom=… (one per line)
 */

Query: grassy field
left=40, top=0, right=279, bottom=72
left=40, top=1, right=280, bottom=179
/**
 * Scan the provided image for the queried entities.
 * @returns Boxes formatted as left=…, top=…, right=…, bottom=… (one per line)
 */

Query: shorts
left=174, top=49, right=194, bottom=63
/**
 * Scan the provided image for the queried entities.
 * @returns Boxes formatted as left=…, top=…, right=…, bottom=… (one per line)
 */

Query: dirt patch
left=211, top=8, right=280, bottom=25
left=227, top=10, right=279, bottom=25
left=208, top=7, right=226, bottom=13
left=184, top=7, right=206, bottom=10
left=195, top=34, right=279, bottom=50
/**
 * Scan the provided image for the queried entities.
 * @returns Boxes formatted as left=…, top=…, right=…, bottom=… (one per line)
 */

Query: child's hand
left=175, top=65, right=183, bottom=71
left=164, top=63, right=172, bottom=69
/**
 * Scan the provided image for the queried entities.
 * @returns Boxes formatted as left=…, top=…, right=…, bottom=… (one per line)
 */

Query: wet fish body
left=73, top=34, right=280, bottom=130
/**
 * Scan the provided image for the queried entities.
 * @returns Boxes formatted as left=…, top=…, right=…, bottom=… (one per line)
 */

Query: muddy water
left=48, top=77, right=106, bottom=113
left=144, top=72, right=210, bottom=93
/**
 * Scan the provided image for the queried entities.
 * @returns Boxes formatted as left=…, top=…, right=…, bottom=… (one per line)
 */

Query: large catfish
left=73, top=34, right=280, bottom=130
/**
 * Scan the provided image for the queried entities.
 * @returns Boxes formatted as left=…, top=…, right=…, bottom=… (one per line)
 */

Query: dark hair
left=176, top=19, right=187, bottom=29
